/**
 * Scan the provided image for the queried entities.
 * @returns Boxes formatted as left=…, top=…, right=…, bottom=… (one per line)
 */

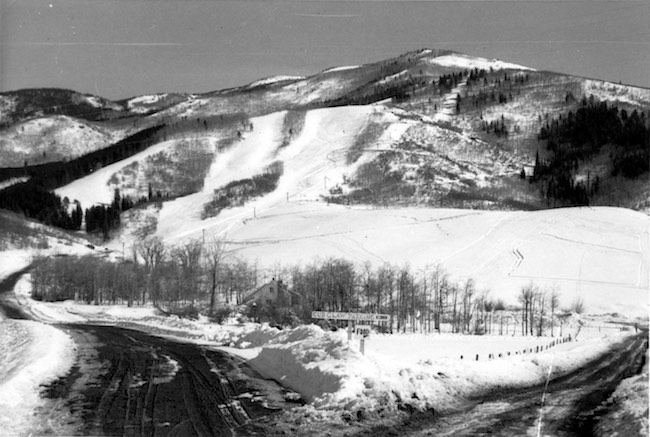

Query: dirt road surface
left=1, top=270, right=297, bottom=436
left=44, top=324, right=296, bottom=436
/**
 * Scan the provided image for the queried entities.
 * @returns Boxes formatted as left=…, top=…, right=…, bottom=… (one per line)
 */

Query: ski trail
left=433, top=77, right=468, bottom=123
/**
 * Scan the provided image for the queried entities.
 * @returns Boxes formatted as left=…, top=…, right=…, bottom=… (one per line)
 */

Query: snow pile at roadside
left=0, top=320, right=76, bottom=436
left=247, top=325, right=369, bottom=406
left=230, top=324, right=632, bottom=415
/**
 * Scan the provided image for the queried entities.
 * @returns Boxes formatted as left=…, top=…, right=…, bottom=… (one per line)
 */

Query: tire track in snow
left=540, top=232, right=640, bottom=254
left=508, top=246, right=524, bottom=277
left=438, top=212, right=510, bottom=264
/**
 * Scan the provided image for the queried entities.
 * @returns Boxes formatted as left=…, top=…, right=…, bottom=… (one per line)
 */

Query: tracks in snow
left=50, top=325, right=292, bottom=437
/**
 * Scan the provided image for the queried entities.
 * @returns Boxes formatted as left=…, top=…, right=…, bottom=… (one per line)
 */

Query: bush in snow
left=208, top=306, right=233, bottom=324
left=161, top=303, right=201, bottom=320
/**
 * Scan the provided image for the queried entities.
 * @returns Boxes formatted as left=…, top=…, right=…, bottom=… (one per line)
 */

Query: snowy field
left=164, top=203, right=649, bottom=318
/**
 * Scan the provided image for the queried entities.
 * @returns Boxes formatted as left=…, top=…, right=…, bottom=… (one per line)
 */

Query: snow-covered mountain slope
left=50, top=104, right=645, bottom=317
left=0, top=115, right=127, bottom=167
left=4, top=49, right=650, bottom=319
left=0, top=88, right=128, bottom=126
left=246, top=75, right=306, bottom=89
left=166, top=203, right=649, bottom=317
left=53, top=104, right=387, bottom=208
left=427, top=53, right=534, bottom=71
left=54, top=136, right=207, bottom=205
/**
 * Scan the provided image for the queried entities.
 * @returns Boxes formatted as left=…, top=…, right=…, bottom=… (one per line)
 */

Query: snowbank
left=228, top=324, right=632, bottom=415
left=0, top=320, right=76, bottom=436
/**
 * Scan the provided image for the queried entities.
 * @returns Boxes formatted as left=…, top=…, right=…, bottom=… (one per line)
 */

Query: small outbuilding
left=242, top=278, right=297, bottom=307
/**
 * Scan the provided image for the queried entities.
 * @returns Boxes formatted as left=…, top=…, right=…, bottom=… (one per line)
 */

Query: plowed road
left=1, top=270, right=294, bottom=436
left=47, top=324, right=293, bottom=436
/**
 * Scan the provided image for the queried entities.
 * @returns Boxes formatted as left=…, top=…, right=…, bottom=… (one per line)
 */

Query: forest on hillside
left=530, top=96, right=648, bottom=206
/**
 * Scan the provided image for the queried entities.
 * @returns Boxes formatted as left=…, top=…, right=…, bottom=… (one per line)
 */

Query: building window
left=269, top=287, right=274, bottom=293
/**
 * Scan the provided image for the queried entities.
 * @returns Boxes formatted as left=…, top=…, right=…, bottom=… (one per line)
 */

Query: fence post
left=347, top=320, right=353, bottom=342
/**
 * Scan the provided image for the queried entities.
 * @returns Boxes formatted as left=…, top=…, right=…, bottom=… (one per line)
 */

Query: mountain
left=2, top=48, right=648, bottom=214
left=1, top=48, right=648, bottom=315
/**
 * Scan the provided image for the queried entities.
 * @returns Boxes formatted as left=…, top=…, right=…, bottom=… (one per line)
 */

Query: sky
left=1, top=0, right=649, bottom=100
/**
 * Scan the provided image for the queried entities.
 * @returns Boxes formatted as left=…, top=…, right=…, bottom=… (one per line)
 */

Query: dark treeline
left=530, top=96, right=649, bottom=206
left=202, top=161, right=284, bottom=219
left=538, top=96, right=649, bottom=178
left=0, top=161, right=63, bottom=184
left=25, top=125, right=165, bottom=189
left=0, top=111, right=254, bottom=234
left=150, top=112, right=252, bottom=142
left=0, top=125, right=165, bottom=231
left=0, top=182, right=82, bottom=230
left=463, top=70, right=530, bottom=114
left=320, top=83, right=410, bottom=108
left=31, top=238, right=572, bottom=336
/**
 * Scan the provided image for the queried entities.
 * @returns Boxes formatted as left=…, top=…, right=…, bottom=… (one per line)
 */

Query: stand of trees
left=530, top=96, right=649, bottom=206
left=31, top=241, right=570, bottom=336
left=0, top=125, right=165, bottom=232
left=202, top=162, right=284, bottom=219
left=0, top=182, right=82, bottom=230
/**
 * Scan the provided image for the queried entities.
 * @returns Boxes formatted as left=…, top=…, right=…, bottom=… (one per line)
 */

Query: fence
left=459, top=335, right=573, bottom=361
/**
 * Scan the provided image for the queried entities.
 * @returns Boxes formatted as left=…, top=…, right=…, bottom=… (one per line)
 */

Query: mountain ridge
left=1, top=48, right=648, bottom=218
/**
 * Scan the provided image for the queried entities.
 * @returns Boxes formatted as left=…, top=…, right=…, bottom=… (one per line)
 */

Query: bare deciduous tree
left=171, top=238, right=203, bottom=304
left=204, top=236, right=228, bottom=316
left=549, top=285, right=560, bottom=337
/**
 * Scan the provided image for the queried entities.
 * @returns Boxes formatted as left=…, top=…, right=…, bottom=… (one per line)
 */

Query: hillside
left=0, top=115, right=129, bottom=167
left=0, top=88, right=128, bottom=127
left=2, top=48, right=649, bottom=315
